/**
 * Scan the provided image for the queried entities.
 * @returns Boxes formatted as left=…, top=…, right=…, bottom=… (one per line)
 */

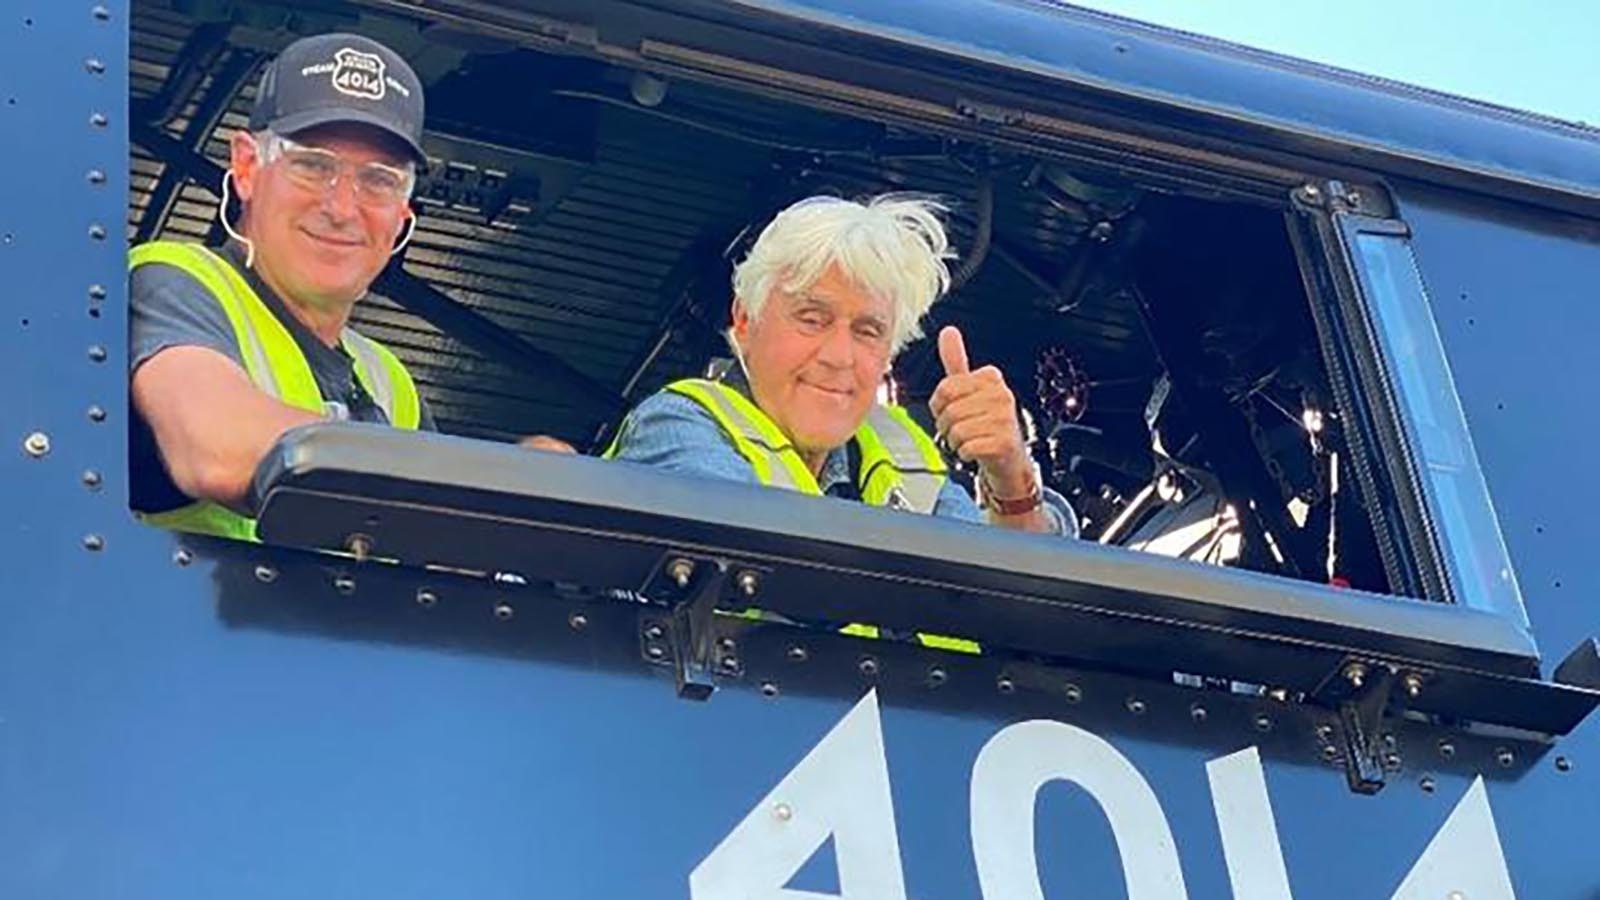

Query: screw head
left=1403, top=673, right=1424, bottom=699
left=1316, top=723, right=1335, bottom=741
left=22, top=431, right=50, bottom=457
left=646, top=645, right=666, bottom=660
left=88, top=344, right=107, bottom=362
left=996, top=676, right=1015, bottom=695
left=666, top=557, right=694, bottom=588
left=1254, top=714, right=1273, bottom=733
left=717, top=636, right=737, bottom=652
left=90, top=113, right=108, bottom=128
left=1189, top=703, right=1208, bottom=723
left=772, top=802, right=793, bottom=822
left=493, top=602, right=514, bottom=621
left=786, top=645, right=809, bottom=663
left=1419, top=775, right=1436, bottom=794
left=82, top=469, right=102, bottom=489
left=760, top=681, right=780, bottom=698
left=720, top=655, right=740, bottom=673
left=1556, top=755, right=1572, bottom=772
left=735, top=570, right=760, bottom=597
left=415, top=588, right=438, bottom=608
left=926, top=666, right=947, bottom=687
left=567, top=612, right=588, bottom=630
left=1125, top=697, right=1146, bottom=716
left=92, top=5, right=111, bottom=20
left=85, top=58, right=106, bottom=74
left=1438, top=739, right=1456, bottom=760
left=88, top=225, right=107, bottom=241
left=1063, top=683, right=1083, bottom=704
left=87, top=169, right=106, bottom=185
left=858, top=656, right=880, bottom=677
left=1495, top=747, right=1515, bottom=768
left=88, top=284, right=107, bottom=300
left=82, top=533, right=104, bottom=551
left=333, top=573, right=356, bottom=596
left=1321, top=745, right=1340, bottom=762
left=1343, top=661, right=1368, bottom=688
left=87, top=405, right=107, bottom=423
left=644, top=623, right=665, bottom=641
left=173, top=547, right=193, bottom=566
left=253, top=565, right=277, bottom=584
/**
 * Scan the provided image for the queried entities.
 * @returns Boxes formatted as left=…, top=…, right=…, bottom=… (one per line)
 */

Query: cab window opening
left=123, top=0, right=1523, bottom=639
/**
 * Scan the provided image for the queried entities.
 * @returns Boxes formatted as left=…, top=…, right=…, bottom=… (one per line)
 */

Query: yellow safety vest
left=647, top=378, right=980, bottom=654
left=129, top=241, right=421, bottom=542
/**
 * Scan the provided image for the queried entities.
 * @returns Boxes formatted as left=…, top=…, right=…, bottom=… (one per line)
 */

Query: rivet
left=82, top=533, right=104, bottom=552
left=720, top=655, right=740, bottom=672
left=717, top=636, right=737, bottom=652
left=344, top=533, right=373, bottom=562
left=644, top=623, right=665, bottom=641
left=1189, top=703, right=1208, bottom=723
left=1437, top=739, right=1456, bottom=760
left=646, top=645, right=666, bottom=660
left=81, top=469, right=102, bottom=489
left=1382, top=733, right=1398, bottom=751
left=772, top=802, right=793, bottom=822
left=567, top=612, right=588, bottom=630
left=1316, top=723, right=1335, bottom=741
left=1403, top=673, right=1424, bottom=699
left=735, top=570, right=759, bottom=597
left=173, top=547, right=193, bottom=566
left=1321, top=745, right=1340, bottom=762
left=88, top=224, right=106, bottom=241
left=760, top=681, right=779, bottom=698
left=786, top=645, right=808, bottom=663
left=1254, top=714, right=1273, bottom=732
left=1495, top=747, right=1514, bottom=768
left=1556, top=756, right=1572, bottom=772
left=253, top=564, right=277, bottom=583
left=493, top=602, right=514, bottom=620
left=333, top=573, right=356, bottom=595
left=1125, top=697, right=1146, bottom=716
left=22, top=431, right=50, bottom=457
left=88, top=284, right=107, bottom=300
left=1343, top=661, right=1367, bottom=689
left=85, top=58, right=106, bottom=74
left=666, top=557, right=694, bottom=588
left=996, top=675, right=1015, bottom=694
left=88, top=344, right=107, bottom=362
left=926, top=666, right=947, bottom=687
left=858, top=656, right=879, bottom=677
left=92, top=5, right=111, bottom=21
left=87, top=169, right=106, bottom=185
left=415, top=588, right=438, bottom=607
left=1419, top=775, right=1436, bottom=794
left=90, top=112, right=108, bottom=128
left=1384, top=752, right=1403, bottom=770
left=1448, top=892, right=1465, bottom=900
left=1063, top=683, right=1083, bottom=704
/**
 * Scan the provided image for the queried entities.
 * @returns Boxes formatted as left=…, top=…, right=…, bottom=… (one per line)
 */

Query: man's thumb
left=938, top=325, right=970, bottom=376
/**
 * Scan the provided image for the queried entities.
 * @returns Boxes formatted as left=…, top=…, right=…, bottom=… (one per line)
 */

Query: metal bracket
left=1316, top=658, right=1430, bottom=794
left=638, top=554, right=766, bottom=701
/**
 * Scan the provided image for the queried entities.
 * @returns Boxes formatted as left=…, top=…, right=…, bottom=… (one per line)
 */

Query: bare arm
left=132, top=346, right=321, bottom=512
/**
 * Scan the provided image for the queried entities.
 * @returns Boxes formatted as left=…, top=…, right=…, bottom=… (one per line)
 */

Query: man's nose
left=320, top=172, right=361, bottom=221
left=814, top=321, right=855, bottom=368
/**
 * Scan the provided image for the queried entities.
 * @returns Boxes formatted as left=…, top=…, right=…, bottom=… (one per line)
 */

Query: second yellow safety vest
left=129, top=240, right=421, bottom=542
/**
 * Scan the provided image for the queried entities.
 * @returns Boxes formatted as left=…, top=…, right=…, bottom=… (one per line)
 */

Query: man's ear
left=228, top=131, right=261, bottom=203
left=730, top=298, right=751, bottom=344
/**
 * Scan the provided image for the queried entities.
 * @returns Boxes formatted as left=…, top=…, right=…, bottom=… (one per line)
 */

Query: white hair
left=730, top=194, right=955, bottom=356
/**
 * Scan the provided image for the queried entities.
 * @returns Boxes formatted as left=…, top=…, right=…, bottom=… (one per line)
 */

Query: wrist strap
left=980, top=464, right=1044, bottom=516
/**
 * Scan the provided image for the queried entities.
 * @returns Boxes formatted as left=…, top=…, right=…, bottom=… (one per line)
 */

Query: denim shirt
left=609, top=385, right=1080, bottom=538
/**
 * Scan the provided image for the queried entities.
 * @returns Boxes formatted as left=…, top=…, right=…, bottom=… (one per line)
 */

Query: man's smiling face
left=234, top=122, right=413, bottom=312
left=732, top=263, right=895, bottom=463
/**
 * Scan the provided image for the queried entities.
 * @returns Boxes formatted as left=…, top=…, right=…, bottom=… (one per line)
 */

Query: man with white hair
left=608, top=194, right=1078, bottom=537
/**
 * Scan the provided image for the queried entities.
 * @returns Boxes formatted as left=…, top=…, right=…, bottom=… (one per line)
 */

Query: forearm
left=133, top=347, right=322, bottom=511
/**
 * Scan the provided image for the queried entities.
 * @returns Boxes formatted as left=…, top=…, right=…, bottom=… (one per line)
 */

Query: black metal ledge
left=253, top=424, right=1597, bottom=735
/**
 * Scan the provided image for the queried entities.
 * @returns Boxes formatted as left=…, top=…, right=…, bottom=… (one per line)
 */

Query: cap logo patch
left=329, top=47, right=386, bottom=100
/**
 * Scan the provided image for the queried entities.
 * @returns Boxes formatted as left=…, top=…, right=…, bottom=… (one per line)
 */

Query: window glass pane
left=1349, top=230, right=1528, bottom=627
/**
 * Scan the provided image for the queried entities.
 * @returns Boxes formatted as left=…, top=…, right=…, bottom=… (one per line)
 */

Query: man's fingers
left=930, top=365, right=1004, bottom=415
left=938, top=325, right=970, bottom=377
left=520, top=434, right=577, bottom=454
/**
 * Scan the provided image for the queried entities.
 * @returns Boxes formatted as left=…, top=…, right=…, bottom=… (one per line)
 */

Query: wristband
left=980, top=463, right=1044, bottom=516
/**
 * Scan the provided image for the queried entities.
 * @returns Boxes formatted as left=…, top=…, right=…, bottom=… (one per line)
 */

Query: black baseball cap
left=249, top=33, right=427, bottom=164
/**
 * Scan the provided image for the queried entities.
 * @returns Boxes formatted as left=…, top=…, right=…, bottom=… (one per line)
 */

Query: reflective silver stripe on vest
left=693, top=384, right=808, bottom=493
left=341, top=330, right=396, bottom=422
left=863, top=406, right=944, bottom=514
left=192, top=248, right=281, bottom=398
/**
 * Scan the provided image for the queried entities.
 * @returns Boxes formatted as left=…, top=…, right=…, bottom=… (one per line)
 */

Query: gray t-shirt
left=129, top=241, right=435, bottom=513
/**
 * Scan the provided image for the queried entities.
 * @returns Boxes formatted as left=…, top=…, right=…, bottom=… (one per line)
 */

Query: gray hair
left=730, top=194, right=956, bottom=356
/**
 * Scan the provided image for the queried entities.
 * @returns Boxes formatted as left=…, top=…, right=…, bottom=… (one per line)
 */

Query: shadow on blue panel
left=784, top=834, right=840, bottom=895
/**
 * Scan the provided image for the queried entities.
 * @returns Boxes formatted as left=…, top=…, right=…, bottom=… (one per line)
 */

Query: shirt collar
left=711, top=358, right=854, bottom=494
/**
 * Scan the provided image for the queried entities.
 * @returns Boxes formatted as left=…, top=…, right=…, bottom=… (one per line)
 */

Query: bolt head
left=333, top=574, right=356, bottom=595
left=666, top=558, right=694, bottom=587
left=1343, top=661, right=1368, bottom=687
left=926, top=667, right=947, bottom=687
left=82, top=469, right=103, bottom=489
left=173, top=548, right=193, bottom=566
left=87, top=405, right=107, bottom=422
left=1125, top=697, right=1146, bottom=716
left=22, top=432, right=50, bottom=457
left=1254, top=714, right=1273, bottom=733
left=760, top=681, right=780, bottom=698
left=1063, top=683, right=1083, bottom=703
left=772, top=802, right=793, bottom=821
left=1437, top=739, right=1456, bottom=759
left=1189, top=704, right=1208, bottom=723
left=415, top=588, right=438, bottom=607
left=82, top=534, right=104, bottom=551
left=786, top=645, right=809, bottom=663
left=735, top=570, right=759, bottom=596
left=996, top=676, right=1015, bottom=694
left=253, top=565, right=277, bottom=584
left=858, top=656, right=879, bottom=677
left=493, top=602, right=515, bottom=620
left=1556, top=755, right=1572, bottom=772
left=1495, top=747, right=1515, bottom=768
left=1419, top=775, right=1436, bottom=794
left=720, top=655, right=740, bottom=672
left=644, top=623, right=665, bottom=640
left=567, top=612, right=589, bottom=630
left=646, top=645, right=666, bottom=660
left=1321, top=745, right=1339, bottom=762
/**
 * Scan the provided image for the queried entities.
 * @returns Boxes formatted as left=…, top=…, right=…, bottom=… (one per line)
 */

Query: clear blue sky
left=1068, top=0, right=1600, bottom=126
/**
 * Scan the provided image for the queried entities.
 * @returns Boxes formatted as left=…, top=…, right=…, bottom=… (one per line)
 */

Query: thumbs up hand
left=930, top=326, right=1036, bottom=503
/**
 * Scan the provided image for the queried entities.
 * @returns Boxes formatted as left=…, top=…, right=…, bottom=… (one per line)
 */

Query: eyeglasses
left=258, top=132, right=415, bottom=208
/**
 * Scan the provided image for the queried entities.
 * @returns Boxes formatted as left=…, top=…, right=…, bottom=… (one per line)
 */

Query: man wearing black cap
left=127, top=33, right=437, bottom=541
